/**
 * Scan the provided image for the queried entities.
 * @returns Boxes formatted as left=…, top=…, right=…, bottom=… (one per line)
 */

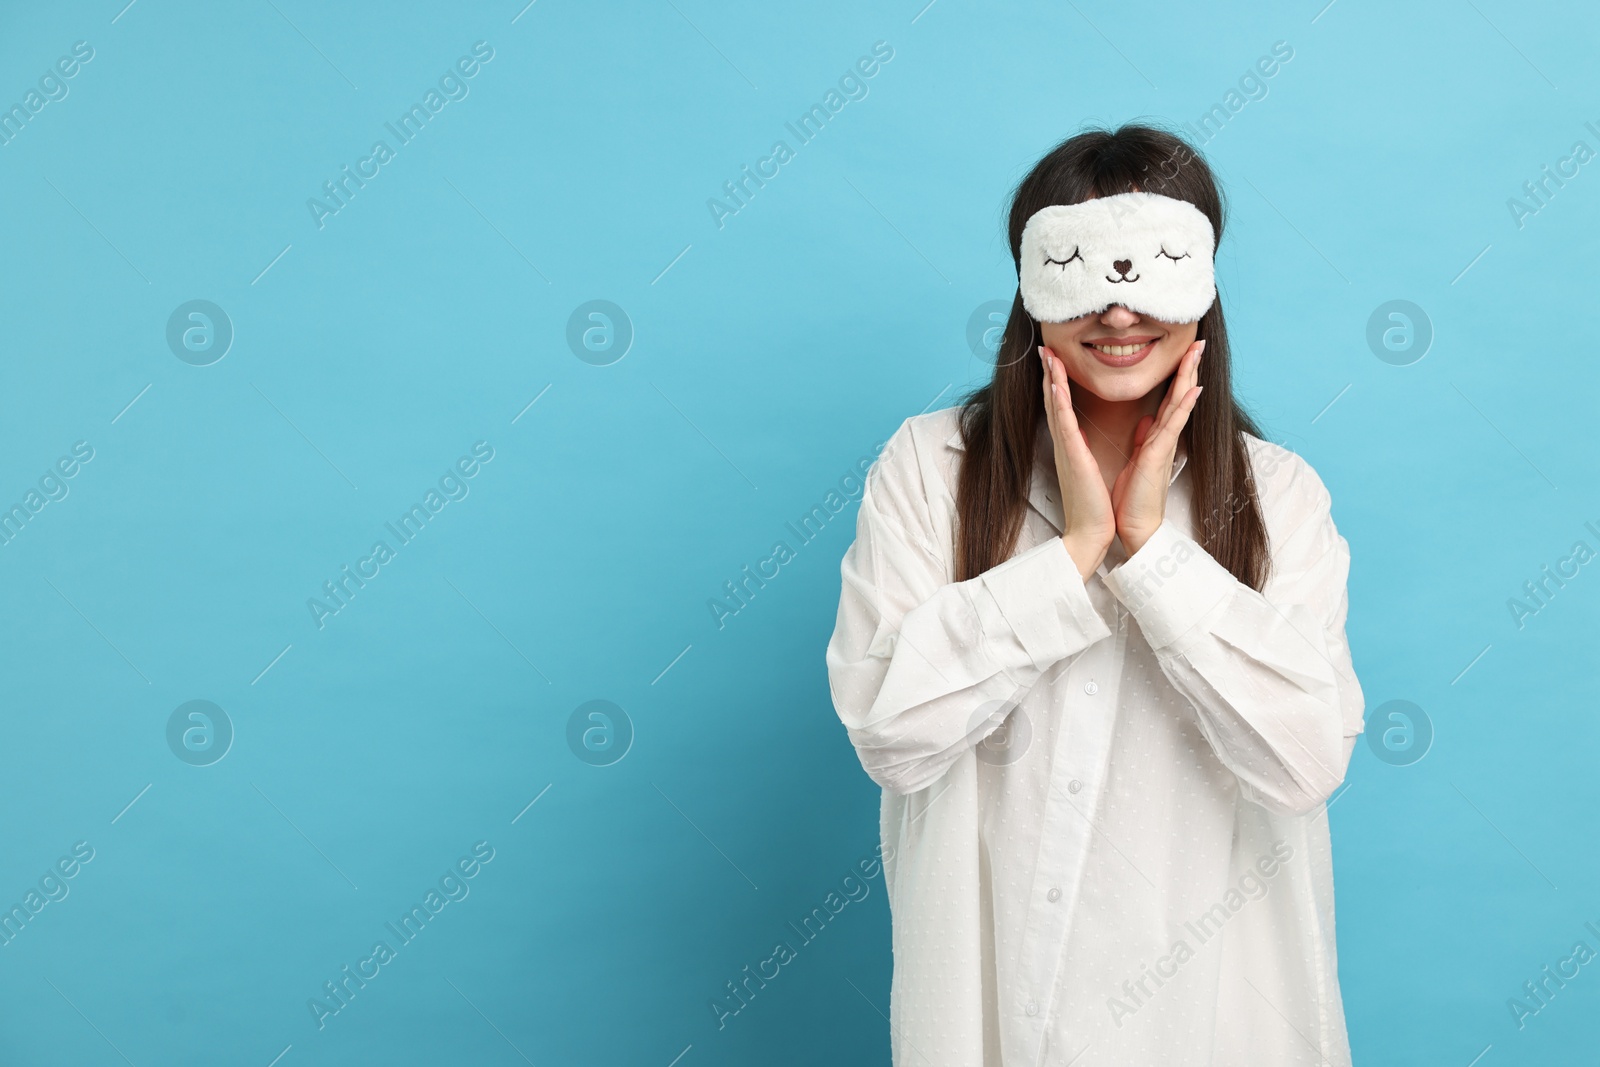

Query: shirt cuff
left=1102, top=520, right=1236, bottom=652
left=971, top=536, right=1112, bottom=674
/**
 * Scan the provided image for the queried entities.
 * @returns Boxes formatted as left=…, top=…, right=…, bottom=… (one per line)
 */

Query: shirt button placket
left=1026, top=653, right=1108, bottom=1053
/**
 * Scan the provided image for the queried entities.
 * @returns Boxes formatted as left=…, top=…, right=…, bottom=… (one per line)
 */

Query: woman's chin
left=1071, top=373, right=1158, bottom=404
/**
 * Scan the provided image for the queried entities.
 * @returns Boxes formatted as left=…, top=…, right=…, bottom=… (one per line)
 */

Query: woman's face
left=1039, top=304, right=1198, bottom=404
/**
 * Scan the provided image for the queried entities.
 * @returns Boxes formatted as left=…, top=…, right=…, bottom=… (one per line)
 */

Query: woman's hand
left=1111, top=340, right=1205, bottom=555
left=1039, top=346, right=1116, bottom=580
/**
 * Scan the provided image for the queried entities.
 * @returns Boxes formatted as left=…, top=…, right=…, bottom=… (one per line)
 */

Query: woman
left=825, top=124, right=1365, bottom=1065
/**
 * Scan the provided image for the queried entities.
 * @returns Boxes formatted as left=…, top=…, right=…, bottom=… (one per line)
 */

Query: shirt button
left=1068, top=779, right=1082, bottom=794
left=1084, top=680, right=1099, bottom=695
left=1047, top=887, right=1061, bottom=902
left=1025, top=1001, right=1039, bottom=1016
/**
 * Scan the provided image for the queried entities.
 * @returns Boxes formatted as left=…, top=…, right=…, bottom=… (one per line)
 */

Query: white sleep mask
left=1019, top=191, right=1216, bottom=323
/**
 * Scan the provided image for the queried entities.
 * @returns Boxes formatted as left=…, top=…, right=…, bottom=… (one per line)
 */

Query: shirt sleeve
left=825, top=425, right=1113, bottom=796
left=1100, top=465, right=1365, bottom=816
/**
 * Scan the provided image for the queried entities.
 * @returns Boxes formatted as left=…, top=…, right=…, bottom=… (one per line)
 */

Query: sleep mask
left=1018, top=191, right=1216, bottom=324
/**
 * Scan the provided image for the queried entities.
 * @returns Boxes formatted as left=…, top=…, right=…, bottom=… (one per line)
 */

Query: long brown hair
left=955, top=123, right=1270, bottom=589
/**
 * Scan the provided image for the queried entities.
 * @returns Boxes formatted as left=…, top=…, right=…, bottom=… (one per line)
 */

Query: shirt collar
left=944, top=419, right=1190, bottom=487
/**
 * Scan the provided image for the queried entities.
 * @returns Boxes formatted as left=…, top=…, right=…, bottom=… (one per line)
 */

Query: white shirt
left=825, top=406, right=1365, bottom=1067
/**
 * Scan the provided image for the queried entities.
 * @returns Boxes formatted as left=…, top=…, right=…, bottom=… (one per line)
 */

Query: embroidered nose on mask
left=1019, top=191, right=1216, bottom=323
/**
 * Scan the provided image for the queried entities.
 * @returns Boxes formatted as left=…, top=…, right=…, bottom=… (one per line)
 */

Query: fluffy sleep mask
left=1018, top=191, right=1216, bottom=324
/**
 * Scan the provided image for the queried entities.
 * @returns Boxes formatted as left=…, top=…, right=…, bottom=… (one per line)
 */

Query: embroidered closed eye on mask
left=1018, top=191, right=1216, bottom=324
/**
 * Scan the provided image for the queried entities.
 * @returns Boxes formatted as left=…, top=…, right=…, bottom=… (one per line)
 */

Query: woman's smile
left=1041, top=301, right=1194, bottom=404
left=1084, top=335, right=1158, bottom=366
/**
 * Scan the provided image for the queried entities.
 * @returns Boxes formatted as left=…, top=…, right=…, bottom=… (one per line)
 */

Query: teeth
left=1090, top=342, right=1148, bottom=357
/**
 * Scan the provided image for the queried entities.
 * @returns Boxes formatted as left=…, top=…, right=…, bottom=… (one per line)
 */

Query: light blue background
left=0, top=0, right=1595, bottom=1064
